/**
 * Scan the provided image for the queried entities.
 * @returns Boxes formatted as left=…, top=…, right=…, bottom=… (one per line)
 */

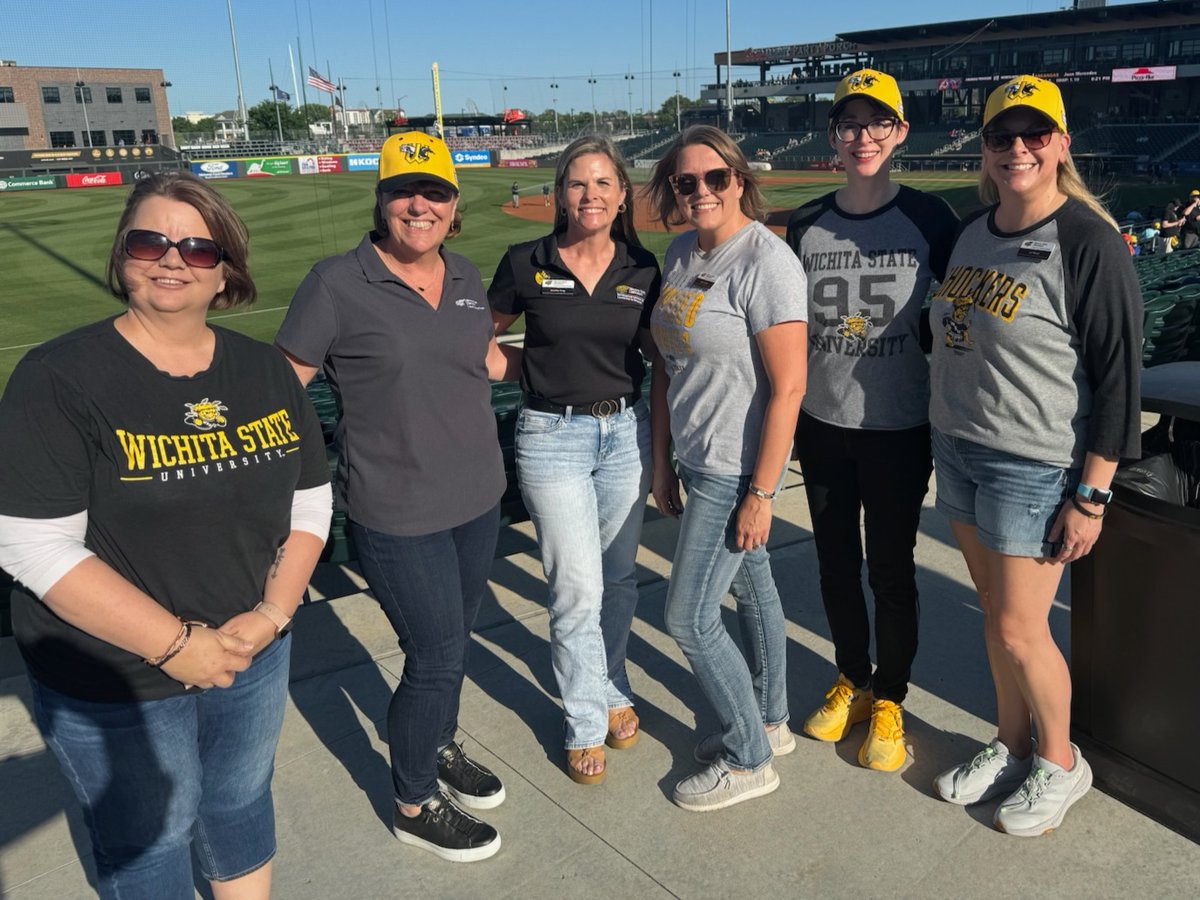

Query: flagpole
left=225, top=0, right=250, bottom=141
left=288, top=45, right=300, bottom=111
left=269, top=59, right=284, bottom=144
left=292, top=1, right=310, bottom=134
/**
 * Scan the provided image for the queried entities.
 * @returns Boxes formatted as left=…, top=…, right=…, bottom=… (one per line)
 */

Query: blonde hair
left=979, top=144, right=1118, bottom=230
left=645, top=125, right=769, bottom=229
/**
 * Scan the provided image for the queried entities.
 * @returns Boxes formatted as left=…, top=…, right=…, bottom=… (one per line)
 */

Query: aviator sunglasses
left=981, top=128, right=1056, bottom=153
left=669, top=167, right=736, bottom=196
left=124, top=229, right=225, bottom=268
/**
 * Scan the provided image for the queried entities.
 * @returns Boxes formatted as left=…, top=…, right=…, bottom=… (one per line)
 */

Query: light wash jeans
left=515, top=398, right=651, bottom=749
left=664, top=465, right=789, bottom=772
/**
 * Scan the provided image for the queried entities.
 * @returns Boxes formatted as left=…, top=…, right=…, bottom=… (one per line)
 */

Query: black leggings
left=796, top=412, right=932, bottom=703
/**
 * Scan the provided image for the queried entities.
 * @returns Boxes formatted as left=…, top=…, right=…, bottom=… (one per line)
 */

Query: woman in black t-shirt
left=489, top=135, right=661, bottom=785
left=0, top=172, right=332, bottom=898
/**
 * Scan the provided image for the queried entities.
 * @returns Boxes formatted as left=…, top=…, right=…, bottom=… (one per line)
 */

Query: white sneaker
left=672, top=758, right=779, bottom=812
left=994, top=743, right=1093, bottom=837
left=693, top=723, right=796, bottom=764
left=933, top=738, right=1035, bottom=806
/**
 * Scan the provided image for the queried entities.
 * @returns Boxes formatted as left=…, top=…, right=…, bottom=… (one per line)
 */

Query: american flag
left=307, top=67, right=336, bottom=93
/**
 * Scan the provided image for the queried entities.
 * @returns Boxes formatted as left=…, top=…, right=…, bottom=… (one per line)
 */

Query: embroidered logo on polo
left=454, top=297, right=486, bottom=310
left=614, top=284, right=647, bottom=305
left=113, top=402, right=302, bottom=483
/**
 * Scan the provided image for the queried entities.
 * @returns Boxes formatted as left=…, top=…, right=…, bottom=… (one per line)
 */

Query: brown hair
left=552, top=134, right=642, bottom=247
left=644, top=125, right=770, bottom=229
left=373, top=190, right=463, bottom=239
left=106, top=171, right=255, bottom=309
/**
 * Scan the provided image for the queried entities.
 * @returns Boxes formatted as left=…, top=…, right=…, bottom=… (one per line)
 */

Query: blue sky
left=3, top=1, right=1143, bottom=118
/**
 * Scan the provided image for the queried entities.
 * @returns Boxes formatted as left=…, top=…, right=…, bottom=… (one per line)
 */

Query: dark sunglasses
left=386, top=182, right=456, bottom=203
left=982, top=128, right=1056, bottom=152
left=124, top=229, right=225, bottom=268
left=833, top=118, right=898, bottom=143
left=669, top=167, right=735, bottom=196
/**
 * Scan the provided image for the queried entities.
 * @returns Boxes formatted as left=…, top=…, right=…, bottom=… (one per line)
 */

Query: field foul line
left=0, top=277, right=496, bottom=353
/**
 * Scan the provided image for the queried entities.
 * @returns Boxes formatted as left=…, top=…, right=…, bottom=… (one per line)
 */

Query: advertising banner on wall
left=347, top=153, right=380, bottom=171
left=244, top=158, right=294, bottom=177
left=498, top=159, right=537, bottom=168
left=451, top=149, right=491, bottom=167
left=298, top=155, right=343, bottom=174
left=66, top=172, right=124, bottom=188
left=0, top=175, right=59, bottom=192
left=191, top=160, right=240, bottom=180
left=1111, top=66, right=1177, bottom=83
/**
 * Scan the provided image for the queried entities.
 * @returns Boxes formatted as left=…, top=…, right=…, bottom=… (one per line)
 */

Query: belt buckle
left=589, top=398, right=619, bottom=417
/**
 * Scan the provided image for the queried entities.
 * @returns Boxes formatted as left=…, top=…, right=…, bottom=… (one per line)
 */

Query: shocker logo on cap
left=848, top=73, right=877, bottom=91
left=1005, top=81, right=1038, bottom=100
left=400, top=143, right=433, bottom=163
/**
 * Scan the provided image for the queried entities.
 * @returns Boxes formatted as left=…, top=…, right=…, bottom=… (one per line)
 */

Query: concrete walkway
left=2, top=465, right=1197, bottom=898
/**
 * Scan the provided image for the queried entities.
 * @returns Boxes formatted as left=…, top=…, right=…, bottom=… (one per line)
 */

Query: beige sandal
left=605, top=707, right=640, bottom=750
left=566, top=745, right=606, bottom=785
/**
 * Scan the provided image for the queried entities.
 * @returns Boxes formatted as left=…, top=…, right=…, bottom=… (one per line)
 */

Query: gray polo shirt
left=276, top=232, right=505, bottom=535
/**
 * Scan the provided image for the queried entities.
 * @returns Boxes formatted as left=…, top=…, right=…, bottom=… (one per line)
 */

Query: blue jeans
left=351, top=502, right=500, bottom=805
left=30, top=634, right=291, bottom=900
left=664, top=466, right=789, bottom=771
left=515, top=399, right=651, bottom=748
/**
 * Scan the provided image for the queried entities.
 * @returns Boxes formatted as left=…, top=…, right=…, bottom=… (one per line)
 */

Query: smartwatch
left=1076, top=483, right=1113, bottom=506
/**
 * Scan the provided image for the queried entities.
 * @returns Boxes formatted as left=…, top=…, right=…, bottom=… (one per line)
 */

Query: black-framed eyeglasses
left=981, top=128, right=1056, bottom=152
left=669, top=167, right=735, bottom=196
left=832, top=118, right=898, bottom=143
left=385, top=182, right=456, bottom=203
left=123, top=229, right=225, bottom=268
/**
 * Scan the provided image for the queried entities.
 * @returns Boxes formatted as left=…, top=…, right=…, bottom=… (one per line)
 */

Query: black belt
left=522, top=392, right=638, bottom=417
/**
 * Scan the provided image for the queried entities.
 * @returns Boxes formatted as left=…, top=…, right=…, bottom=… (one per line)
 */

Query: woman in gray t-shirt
left=644, top=125, right=808, bottom=812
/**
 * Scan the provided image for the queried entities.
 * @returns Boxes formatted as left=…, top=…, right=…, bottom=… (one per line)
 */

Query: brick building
left=0, top=62, right=175, bottom=151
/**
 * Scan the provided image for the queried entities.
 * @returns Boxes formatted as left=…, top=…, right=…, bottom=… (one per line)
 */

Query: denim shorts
left=30, top=634, right=291, bottom=897
left=932, top=429, right=1080, bottom=558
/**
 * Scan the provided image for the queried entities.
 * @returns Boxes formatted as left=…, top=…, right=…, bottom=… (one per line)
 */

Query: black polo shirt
left=487, top=233, right=661, bottom=406
left=276, top=232, right=505, bottom=536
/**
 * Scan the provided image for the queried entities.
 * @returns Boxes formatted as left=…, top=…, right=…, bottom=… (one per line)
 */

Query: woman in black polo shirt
left=489, top=135, right=661, bottom=785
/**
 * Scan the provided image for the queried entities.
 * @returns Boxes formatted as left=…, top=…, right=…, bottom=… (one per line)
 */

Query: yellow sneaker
left=802, top=674, right=873, bottom=742
left=858, top=700, right=906, bottom=772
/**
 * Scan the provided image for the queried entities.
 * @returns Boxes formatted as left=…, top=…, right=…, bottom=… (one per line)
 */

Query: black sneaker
left=437, top=741, right=506, bottom=809
left=392, top=791, right=501, bottom=862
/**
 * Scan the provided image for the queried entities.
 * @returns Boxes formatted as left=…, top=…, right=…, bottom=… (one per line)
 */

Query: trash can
left=1072, top=361, right=1200, bottom=843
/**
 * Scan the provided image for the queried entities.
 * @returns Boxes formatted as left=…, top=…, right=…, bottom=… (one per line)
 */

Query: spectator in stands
left=644, top=125, right=808, bottom=811
left=1161, top=199, right=1183, bottom=253
left=488, top=135, right=661, bottom=785
left=929, top=76, right=1141, bottom=837
left=0, top=172, right=332, bottom=899
left=785, top=68, right=958, bottom=773
left=276, top=132, right=520, bottom=863
left=1180, top=189, right=1200, bottom=249
left=511, top=180, right=521, bottom=208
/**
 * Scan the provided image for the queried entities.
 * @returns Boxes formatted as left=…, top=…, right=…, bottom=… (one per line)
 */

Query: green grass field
left=0, top=165, right=1163, bottom=392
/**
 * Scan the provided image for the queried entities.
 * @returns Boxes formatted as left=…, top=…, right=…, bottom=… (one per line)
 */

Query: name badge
left=690, top=273, right=716, bottom=290
left=1017, top=240, right=1056, bottom=260
left=541, top=277, right=576, bottom=295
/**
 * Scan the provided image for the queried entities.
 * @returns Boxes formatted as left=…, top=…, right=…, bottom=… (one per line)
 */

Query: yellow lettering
left=115, top=430, right=148, bottom=471
left=156, top=435, right=177, bottom=467
left=238, top=424, right=257, bottom=452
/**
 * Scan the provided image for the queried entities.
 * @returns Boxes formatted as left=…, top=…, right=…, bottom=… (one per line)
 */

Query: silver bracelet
left=747, top=484, right=776, bottom=501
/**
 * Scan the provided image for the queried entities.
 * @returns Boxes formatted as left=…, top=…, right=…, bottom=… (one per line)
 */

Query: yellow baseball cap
left=378, top=131, right=459, bottom=194
left=983, top=76, right=1067, bottom=133
left=830, top=69, right=904, bottom=122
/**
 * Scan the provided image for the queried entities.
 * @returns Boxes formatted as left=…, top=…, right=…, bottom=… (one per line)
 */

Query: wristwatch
left=1076, top=483, right=1114, bottom=506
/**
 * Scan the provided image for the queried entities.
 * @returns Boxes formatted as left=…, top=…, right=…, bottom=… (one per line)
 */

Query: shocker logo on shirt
left=184, top=398, right=228, bottom=431
left=942, top=296, right=975, bottom=352
left=838, top=312, right=873, bottom=344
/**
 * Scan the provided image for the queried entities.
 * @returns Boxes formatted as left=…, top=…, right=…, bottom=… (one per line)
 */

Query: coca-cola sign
left=66, top=172, right=124, bottom=188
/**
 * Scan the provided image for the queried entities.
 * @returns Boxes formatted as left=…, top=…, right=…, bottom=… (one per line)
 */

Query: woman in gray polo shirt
left=276, top=132, right=520, bottom=863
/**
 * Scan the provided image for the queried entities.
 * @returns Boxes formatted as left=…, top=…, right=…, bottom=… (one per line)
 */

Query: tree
left=653, top=93, right=702, bottom=130
left=171, top=115, right=216, bottom=135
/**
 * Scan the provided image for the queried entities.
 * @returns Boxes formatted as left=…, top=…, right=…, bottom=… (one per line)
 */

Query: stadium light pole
left=588, top=76, right=597, bottom=131
left=74, top=78, right=91, bottom=147
left=225, top=0, right=251, bottom=140
left=624, top=72, right=635, bottom=135
left=725, top=0, right=733, bottom=132
left=673, top=69, right=681, bottom=132
left=550, top=81, right=559, bottom=137
left=502, top=84, right=508, bottom=114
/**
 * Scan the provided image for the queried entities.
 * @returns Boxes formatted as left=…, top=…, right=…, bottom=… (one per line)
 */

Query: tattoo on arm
left=270, top=547, right=286, bottom=580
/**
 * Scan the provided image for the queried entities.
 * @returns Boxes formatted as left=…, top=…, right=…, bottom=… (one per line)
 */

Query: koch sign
left=348, top=154, right=380, bottom=171
left=191, top=160, right=240, bottom=180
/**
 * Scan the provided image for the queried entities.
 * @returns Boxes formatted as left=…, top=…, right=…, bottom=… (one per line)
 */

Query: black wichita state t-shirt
left=0, top=320, right=330, bottom=702
left=488, top=233, right=661, bottom=406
